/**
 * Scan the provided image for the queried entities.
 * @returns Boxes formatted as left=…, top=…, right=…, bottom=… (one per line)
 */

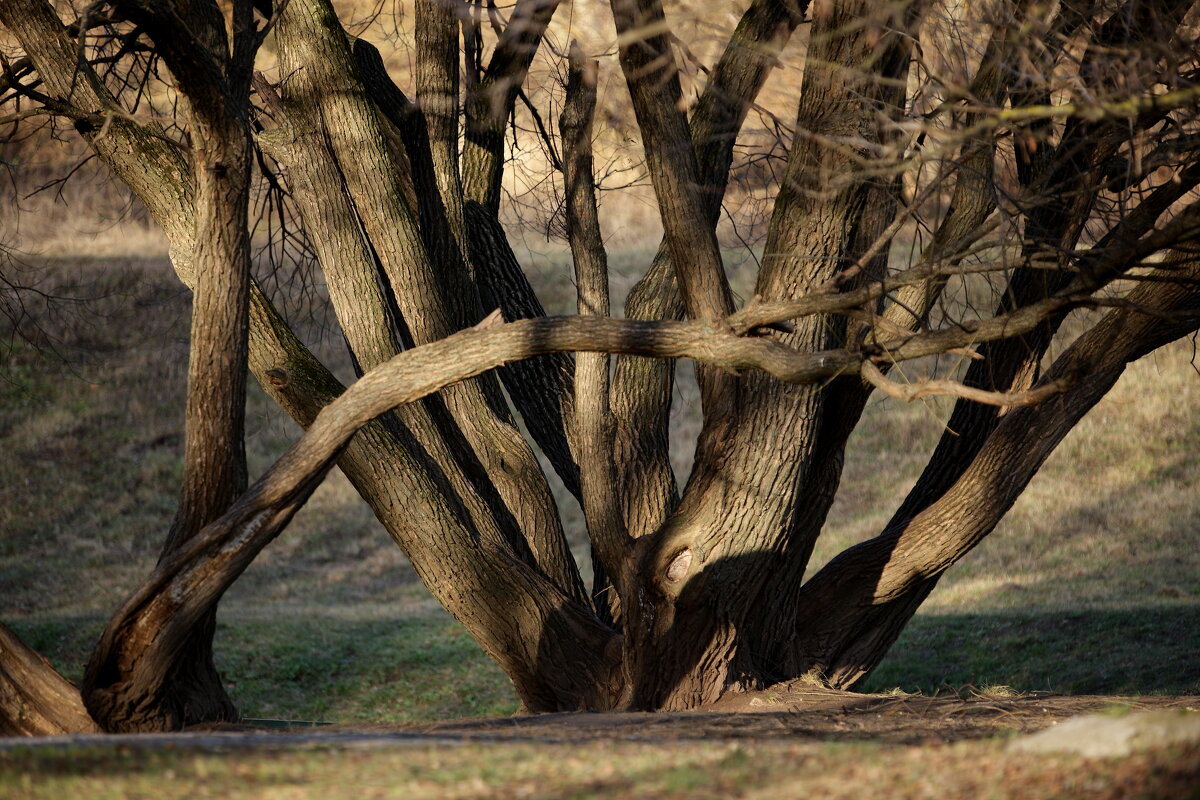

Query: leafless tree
left=1, top=0, right=1198, bottom=733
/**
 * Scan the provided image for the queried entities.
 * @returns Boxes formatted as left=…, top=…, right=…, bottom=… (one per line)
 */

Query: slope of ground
left=2, top=692, right=1198, bottom=800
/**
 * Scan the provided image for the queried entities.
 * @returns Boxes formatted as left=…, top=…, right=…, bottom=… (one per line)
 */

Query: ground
left=2, top=691, right=1198, bottom=798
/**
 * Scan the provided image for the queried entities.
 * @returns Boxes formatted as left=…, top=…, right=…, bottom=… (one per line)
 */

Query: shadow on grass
left=5, top=604, right=1194, bottom=732
left=211, top=616, right=518, bottom=723
left=862, top=605, right=1200, bottom=695
left=2, top=614, right=519, bottom=725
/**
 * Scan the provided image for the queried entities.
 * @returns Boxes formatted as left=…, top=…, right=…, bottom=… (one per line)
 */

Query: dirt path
left=4, top=692, right=1198, bottom=800
left=407, top=690, right=1198, bottom=745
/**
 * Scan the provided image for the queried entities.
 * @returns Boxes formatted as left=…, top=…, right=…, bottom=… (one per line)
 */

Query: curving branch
left=860, top=361, right=1071, bottom=408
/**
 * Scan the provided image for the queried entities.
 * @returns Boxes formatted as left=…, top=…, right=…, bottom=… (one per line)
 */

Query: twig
left=860, top=360, right=1071, bottom=407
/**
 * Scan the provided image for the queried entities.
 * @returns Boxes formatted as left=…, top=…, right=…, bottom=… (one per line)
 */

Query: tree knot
left=664, top=548, right=693, bottom=583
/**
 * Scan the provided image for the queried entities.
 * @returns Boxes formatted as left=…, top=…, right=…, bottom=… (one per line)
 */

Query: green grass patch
left=4, top=612, right=516, bottom=725
left=213, top=616, right=517, bottom=723
left=864, top=607, right=1200, bottom=695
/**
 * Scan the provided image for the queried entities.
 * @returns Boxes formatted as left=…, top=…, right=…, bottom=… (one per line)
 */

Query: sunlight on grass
left=3, top=738, right=1198, bottom=800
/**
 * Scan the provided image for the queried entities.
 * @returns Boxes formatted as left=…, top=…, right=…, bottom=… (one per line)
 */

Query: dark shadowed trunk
left=79, top=0, right=257, bottom=732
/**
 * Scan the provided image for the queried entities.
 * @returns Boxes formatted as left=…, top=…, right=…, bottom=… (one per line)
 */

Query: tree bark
left=609, top=0, right=805, bottom=543
left=561, top=43, right=629, bottom=614
left=616, top=0, right=914, bottom=710
left=72, top=0, right=260, bottom=731
left=0, top=622, right=99, bottom=735
left=462, top=0, right=563, bottom=212
left=271, top=0, right=587, bottom=606
left=812, top=0, right=1200, bottom=680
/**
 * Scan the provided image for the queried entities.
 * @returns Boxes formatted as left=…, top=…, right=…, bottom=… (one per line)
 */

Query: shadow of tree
left=863, top=605, right=1200, bottom=694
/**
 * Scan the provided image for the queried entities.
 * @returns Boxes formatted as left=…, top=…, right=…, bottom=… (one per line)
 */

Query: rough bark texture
left=270, top=0, right=587, bottom=610
left=609, top=0, right=807, bottom=542
left=561, top=44, right=628, bottom=612
left=0, top=623, right=99, bottom=735
left=614, top=0, right=915, bottom=710
left=802, top=0, right=1200, bottom=677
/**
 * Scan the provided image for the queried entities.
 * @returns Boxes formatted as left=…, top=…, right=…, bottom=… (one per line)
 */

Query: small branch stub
left=664, top=548, right=692, bottom=583
left=473, top=308, right=505, bottom=331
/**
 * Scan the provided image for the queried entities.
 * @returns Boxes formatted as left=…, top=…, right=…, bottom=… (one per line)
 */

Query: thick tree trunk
left=614, top=0, right=913, bottom=709
left=271, top=0, right=587, bottom=608
left=77, top=0, right=258, bottom=731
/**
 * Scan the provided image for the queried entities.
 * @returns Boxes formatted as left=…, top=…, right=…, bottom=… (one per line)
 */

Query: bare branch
left=561, top=42, right=630, bottom=605
left=415, top=0, right=467, bottom=246
left=860, top=360, right=1072, bottom=408
left=609, top=0, right=733, bottom=324
left=610, top=0, right=738, bottom=426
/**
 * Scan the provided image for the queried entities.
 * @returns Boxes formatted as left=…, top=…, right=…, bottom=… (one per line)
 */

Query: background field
left=1, top=243, right=1197, bottom=725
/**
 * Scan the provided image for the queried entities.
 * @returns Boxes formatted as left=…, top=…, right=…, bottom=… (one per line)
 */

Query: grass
left=2, top=738, right=1198, bottom=799
left=862, top=608, right=1200, bottom=696
left=214, top=617, right=516, bottom=723
left=1, top=253, right=1198, bottom=728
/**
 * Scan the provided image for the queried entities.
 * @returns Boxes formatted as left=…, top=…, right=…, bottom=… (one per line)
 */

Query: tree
left=1, top=0, right=1198, bottom=733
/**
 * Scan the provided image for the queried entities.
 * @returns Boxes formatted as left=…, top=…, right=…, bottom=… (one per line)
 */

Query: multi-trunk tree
left=2, top=0, right=1198, bottom=733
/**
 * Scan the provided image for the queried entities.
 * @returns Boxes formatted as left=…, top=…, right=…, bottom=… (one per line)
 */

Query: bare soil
left=403, top=688, right=1199, bottom=745
left=4, top=691, right=1198, bottom=800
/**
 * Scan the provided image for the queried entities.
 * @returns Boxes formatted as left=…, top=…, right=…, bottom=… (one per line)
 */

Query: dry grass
left=1, top=737, right=1197, bottom=800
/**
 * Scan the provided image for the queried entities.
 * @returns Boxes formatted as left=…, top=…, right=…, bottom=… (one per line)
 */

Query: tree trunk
left=612, top=0, right=914, bottom=709
left=0, top=623, right=99, bottom=736
left=79, top=0, right=257, bottom=731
